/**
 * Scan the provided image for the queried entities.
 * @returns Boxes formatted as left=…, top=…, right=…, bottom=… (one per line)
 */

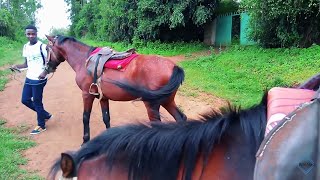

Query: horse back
left=116, top=54, right=176, bottom=89
left=99, top=54, right=177, bottom=100
left=254, top=99, right=320, bottom=180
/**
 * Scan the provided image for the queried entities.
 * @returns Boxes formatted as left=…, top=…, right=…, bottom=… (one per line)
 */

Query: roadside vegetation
left=0, top=37, right=23, bottom=91
left=180, top=44, right=320, bottom=107
left=0, top=120, right=42, bottom=179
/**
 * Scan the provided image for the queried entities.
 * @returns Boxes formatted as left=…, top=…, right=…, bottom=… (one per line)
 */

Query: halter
left=45, top=36, right=64, bottom=73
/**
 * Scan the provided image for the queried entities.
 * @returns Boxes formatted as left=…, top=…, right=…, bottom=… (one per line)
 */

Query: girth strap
left=93, top=54, right=101, bottom=85
left=89, top=54, right=103, bottom=99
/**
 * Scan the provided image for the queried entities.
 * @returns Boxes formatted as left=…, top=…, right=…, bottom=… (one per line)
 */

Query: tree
left=66, top=0, right=219, bottom=42
left=241, top=0, right=320, bottom=48
left=0, top=0, right=41, bottom=39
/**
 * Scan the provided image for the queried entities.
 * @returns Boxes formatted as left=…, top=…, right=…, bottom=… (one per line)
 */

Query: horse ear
left=45, top=35, right=54, bottom=42
left=60, top=153, right=75, bottom=178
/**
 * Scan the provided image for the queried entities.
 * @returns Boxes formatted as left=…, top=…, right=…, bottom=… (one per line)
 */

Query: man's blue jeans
left=21, top=78, right=50, bottom=128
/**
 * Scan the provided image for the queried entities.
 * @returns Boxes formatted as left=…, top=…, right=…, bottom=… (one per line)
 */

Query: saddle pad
left=266, top=87, right=315, bottom=136
left=104, top=53, right=139, bottom=71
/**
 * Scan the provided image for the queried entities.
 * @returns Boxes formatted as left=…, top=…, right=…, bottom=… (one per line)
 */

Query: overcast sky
left=36, top=0, right=71, bottom=38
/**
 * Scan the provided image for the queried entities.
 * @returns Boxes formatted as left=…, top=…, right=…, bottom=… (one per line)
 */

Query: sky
left=36, top=0, right=71, bottom=38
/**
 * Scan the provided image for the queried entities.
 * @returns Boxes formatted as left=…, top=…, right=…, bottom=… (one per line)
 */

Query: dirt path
left=0, top=54, right=226, bottom=178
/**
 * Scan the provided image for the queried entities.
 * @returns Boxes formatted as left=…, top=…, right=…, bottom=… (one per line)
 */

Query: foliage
left=82, top=38, right=209, bottom=56
left=0, top=0, right=41, bottom=39
left=64, top=0, right=83, bottom=37
left=49, top=27, right=70, bottom=36
left=180, top=44, right=320, bottom=107
left=65, top=0, right=219, bottom=42
left=215, top=0, right=239, bottom=15
left=0, top=36, right=23, bottom=90
left=0, top=9, right=16, bottom=38
left=241, top=0, right=320, bottom=48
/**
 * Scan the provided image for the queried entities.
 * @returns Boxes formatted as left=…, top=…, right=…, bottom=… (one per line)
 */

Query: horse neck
left=63, top=42, right=91, bottom=73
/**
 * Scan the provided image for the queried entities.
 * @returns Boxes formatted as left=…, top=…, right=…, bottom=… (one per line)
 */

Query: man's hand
left=9, top=66, right=21, bottom=73
left=38, top=70, right=48, bottom=80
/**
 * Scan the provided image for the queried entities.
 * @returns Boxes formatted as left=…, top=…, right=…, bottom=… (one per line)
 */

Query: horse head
left=38, top=35, right=66, bottom=79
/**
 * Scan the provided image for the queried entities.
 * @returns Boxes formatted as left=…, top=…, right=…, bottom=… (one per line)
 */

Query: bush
left=241, top=0, right=320, bottom=48
left=0, top=9, right=16, bottom=38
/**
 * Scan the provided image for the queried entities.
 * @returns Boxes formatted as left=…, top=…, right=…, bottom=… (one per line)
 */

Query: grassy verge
left=0, top=37, right=43, bottom=179
left=0, top=120, right=42, bottom=180
left=180, top=44, right=320, bottom=107
left=0, top=37, right=24, bottom=91
left=82, top=39, right=209, bottom=56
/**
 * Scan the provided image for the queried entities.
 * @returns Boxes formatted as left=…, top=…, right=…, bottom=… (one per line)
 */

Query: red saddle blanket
left=90, top=47, right=139, bottom=71
left=266, top=87, right=315, bottom=136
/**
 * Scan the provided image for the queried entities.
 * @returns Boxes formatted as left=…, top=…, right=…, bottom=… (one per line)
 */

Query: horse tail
left=111, top=65, right=185, bottom=103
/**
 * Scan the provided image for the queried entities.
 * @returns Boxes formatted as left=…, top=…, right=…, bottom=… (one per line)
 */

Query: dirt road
left=0, top=55, right=226, bottom=178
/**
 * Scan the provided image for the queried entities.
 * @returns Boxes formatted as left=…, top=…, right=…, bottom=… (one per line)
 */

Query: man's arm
left=13, top=58, right=28, bottom=69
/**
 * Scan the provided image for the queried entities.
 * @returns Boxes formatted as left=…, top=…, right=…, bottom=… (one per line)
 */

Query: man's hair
left=25, top=24, right=37, bottom=32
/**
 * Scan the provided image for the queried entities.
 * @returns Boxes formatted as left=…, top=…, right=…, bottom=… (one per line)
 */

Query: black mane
left=56, top=35, right=89, bottom=47
left=56, top=35, right=77, bottom=45
left=55, top=35, right=96, bottom=55
left=50, top=93, right=268, bottom=180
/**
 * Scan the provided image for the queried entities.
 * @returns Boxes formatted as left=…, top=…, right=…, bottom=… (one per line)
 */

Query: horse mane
left=49, top=92, right=268, bottom=180
left=56, top=35, right=89, bottom=47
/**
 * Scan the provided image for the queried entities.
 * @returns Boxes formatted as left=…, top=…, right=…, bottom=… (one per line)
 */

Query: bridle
left=45, top=36, right=64, bottom=73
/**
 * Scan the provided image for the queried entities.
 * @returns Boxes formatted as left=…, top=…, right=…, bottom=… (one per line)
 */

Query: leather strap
left=40, top=44, right=46, bottom=65
left=93, top=54, right=101, bottom=84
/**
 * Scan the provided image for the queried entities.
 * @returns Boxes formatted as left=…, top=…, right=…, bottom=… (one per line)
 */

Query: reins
left=11, top=69, right=55, bottom=85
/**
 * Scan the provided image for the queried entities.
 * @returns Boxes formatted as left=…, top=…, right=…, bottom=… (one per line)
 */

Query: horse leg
left=82, top=94, right=95, bottom=145
left=161, top=99, right=187, bottom=122
left=100, top=98, right=110, bottom=128
left=143, top=101, right=161, bottom=121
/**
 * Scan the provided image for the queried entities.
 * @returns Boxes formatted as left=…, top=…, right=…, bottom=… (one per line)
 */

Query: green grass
left=0, top=120, right=42, bottom=180
left=0, top=37, right=43, bottom=179
left=0, top=37, right=24, bottom=91
left=180, top=44, right=320, bottom=107
left=82, top=39, right=209, bottom=56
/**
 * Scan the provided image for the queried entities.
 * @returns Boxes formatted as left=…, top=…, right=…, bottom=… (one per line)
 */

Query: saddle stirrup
left=89, top=83, right=100, bottom=96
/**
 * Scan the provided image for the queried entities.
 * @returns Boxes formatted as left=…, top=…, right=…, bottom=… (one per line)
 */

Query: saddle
left=254, top=88, right=320, bottom=179
left=85, top=47, right=136, bottom=79
left=266, top=87, right=315, bottom=136
left=85, top=47, right=136, bottom=98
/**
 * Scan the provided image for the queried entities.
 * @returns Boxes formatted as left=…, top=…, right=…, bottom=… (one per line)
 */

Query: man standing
left=11, top=24, right=52, bottom=135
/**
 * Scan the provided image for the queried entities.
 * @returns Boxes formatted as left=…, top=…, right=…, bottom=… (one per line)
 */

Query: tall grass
left=0, top=37, right=24, bottom=91
left=180, top=44, right=320, bottom=107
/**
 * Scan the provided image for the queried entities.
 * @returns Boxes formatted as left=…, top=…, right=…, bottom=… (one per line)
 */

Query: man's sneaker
left=30, top=126, right=46, bottom=135
left=45, top=114, right=53, bottom=122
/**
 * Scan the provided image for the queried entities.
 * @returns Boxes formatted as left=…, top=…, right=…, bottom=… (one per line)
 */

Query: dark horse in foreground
left=40, top=35, right=186, bottom=144
left=48, top=92, right=268, bottom=180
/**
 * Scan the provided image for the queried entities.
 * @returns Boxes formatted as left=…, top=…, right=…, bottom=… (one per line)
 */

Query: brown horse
left=48, top=92, right=268, bottom=180
left=40, top=35, right=186, bottom=144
